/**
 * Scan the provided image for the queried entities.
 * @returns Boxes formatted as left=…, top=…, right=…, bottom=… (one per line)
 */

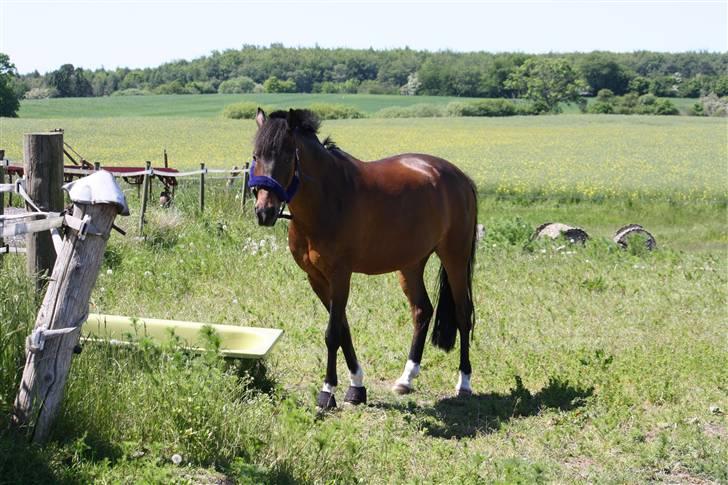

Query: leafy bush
left=185, top=81, right=216, bottom=94
left=696, top=93, right=728, bottom=117
left=154, top=81, right=186, bottom=95
left=306, top=103, right=364, bottom=120
left=596, top=89, right=615, bottom=102
left=24, top=87, right=58, bottom=99
left=588, top=101, right=614, bottom=114
left=653, top=99, right=679, bottom=115
left=376, top=104, right=446, bottom=118
left=356, top=80, right=399, bottom=95
left=110, top=88, right=151, bottom=96
left=314, top=79, right=360, bottom=94
left=218, top=76, right=256, bottom=94
left=447, top=99, right=536, bottom=117
left=639, top=93, right=657, bottom=106
left=223, top=102, right=272, bottom=120
left=587, top=92, right=678, bottom=115
left=263, top=76, right=296, bottom=93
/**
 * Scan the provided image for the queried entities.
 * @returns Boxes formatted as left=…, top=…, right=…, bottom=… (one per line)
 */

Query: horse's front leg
left=316, top=270, right=365, bottom=409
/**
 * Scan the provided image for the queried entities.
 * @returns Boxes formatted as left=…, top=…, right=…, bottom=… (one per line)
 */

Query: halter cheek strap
left=247, top=154, right=300, bottom=204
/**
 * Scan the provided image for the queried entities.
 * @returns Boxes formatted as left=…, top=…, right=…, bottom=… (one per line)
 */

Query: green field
left=18, top=93, right=487, bottom=119
left=17, top=93, right=699, bottom=119
left=1, top=98, right=726, bottom=483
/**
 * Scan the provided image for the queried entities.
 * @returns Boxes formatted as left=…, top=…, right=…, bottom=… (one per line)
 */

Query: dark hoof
left=344, top=386, right=367, bottom=405
left=392, top=383, right=413, bottom=395
left=457, top=388, right=473, bottom=398
left=317, top=391, right=337, bottom=410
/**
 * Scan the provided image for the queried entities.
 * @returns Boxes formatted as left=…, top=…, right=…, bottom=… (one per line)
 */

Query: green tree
left=578, top=53, right=633, bottom=95
left=0, top=53, right=20, bottom=117
left=505, top=57, right=586, bottom=113
left=263, top=76, right=296, bottom=93
left=48, top=64, right=92, bottom=97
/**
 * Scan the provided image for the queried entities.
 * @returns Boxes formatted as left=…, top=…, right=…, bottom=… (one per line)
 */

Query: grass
left=17, top=93, right=698, bottom=119
left=1, top=115, right=725, bottom=202
left=0, top=103, right=726, bottom=482
left=17, top=93, right=485, bottom=119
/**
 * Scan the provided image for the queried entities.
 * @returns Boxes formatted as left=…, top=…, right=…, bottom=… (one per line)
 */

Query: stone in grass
left=533, top=222, right=589, bottom=244
left=613, top=224, right=656, bottom=251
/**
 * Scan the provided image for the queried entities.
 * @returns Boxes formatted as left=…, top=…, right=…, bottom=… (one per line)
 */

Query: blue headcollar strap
left=247, top=152, right=300, bottom=204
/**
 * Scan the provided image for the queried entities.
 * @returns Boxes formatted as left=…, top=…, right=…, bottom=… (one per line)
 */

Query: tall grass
left=0, top=260, right=36, bottom=419
left=2, top=182, right=725, bottom=482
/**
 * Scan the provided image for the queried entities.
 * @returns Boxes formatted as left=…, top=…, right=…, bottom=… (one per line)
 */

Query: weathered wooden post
left=147, top=160, right=154, bottom=202
left=1, top=150, right=5, bottom=251
left=24, top=133, right=64, bottom=291
left=13, top=170, right=129, bottom=443
left=242, top=161, right=250, bottom=209
left=138, top=161, right=151, bottom=234
left=226, top=165, right=239, bottom=192
left=199, top=162, right=206, bottom=213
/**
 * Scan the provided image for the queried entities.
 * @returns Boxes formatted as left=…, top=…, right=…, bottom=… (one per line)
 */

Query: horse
left=249, top=108, right=477, bottom=409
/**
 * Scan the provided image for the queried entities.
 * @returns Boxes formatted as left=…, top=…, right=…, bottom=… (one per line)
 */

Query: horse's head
left=250, top=108, right=303, bottom=226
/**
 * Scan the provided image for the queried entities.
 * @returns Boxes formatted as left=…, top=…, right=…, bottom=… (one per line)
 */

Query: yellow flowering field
left=1, top=114, right=725, bottom=201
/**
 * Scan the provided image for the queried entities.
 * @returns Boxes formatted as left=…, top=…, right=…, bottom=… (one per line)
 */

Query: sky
left=1, top=0, right=726, bottom=74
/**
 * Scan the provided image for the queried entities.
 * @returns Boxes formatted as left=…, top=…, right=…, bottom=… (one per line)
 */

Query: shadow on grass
left=374, top=376, right=593, bottom=439
left=227, top=358, right=278, bottom=395
left=0, top=428, right=80, bottom=485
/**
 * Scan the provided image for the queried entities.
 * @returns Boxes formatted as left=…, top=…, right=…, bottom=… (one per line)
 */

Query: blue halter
left=247, top=152, right=300, bottom=204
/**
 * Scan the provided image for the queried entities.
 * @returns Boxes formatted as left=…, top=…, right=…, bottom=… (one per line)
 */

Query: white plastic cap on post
left=63, top=170, right=130, bottom=216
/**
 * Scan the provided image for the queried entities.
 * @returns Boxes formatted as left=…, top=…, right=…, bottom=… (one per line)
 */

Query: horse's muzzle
left=255, top=205, right=279, bottom=226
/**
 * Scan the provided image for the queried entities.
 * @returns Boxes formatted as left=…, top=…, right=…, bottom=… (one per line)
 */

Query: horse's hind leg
left=393, top=258, right=433, bottom=394
left=436, top=240, right=475, bottom=397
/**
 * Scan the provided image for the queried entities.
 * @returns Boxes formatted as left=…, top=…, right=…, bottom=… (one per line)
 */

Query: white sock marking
left=350, top=366, right=365, bottom=387
left=322, top=382, right=336, bottom=394
left=456, top=372, right=472, bottom=392
left=395, top=359, right=421, bottom=388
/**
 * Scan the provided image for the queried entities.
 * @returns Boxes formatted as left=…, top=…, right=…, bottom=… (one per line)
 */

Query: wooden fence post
left=242, top=161, right=250, bottom=209
left=138, top=161, right=151, bottom=234
left=24, top=133, right=64, bottom=292
left=13, top=171, right=128, bottom=443
left=199, top=162, right=205, bottom=213
left=1, top=150, right=5, bottom=255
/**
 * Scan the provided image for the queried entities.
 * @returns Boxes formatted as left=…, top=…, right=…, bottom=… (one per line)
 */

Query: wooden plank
left=0, top=215, right=64, bottom=239
left=82, top=314, right=283, bottom=359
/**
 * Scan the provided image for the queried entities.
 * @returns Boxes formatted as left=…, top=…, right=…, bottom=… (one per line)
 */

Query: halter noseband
left=247, top=150, right=301, bottom=204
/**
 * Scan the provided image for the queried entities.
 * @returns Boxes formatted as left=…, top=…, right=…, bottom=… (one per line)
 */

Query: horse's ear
left=255, top=108, right=266, bottom=128
left=287, top=109, right=298, bottom=131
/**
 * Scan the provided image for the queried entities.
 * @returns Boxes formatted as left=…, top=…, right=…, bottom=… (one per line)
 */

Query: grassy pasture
left=0, top=107, right=726, bottom=483
left=17, top=93, right=485, bottom=119
left=1, top=115, right=725, bottom=203
left=17, top=93, right=698, bottom=119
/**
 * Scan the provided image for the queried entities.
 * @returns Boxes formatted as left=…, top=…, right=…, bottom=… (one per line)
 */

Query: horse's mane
left=258, top=109, right=349, bottom=159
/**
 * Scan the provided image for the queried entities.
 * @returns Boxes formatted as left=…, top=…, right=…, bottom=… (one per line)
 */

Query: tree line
left=1, top=46, right=727, bottom=115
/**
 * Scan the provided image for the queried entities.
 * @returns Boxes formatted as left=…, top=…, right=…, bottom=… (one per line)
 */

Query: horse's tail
left=432, top=179, right=477, bottom=352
